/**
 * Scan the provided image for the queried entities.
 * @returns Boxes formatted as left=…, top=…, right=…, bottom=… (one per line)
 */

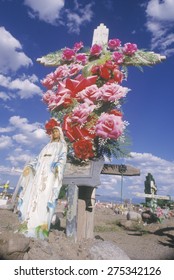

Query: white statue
left=17, top=126, right=67, bottom=239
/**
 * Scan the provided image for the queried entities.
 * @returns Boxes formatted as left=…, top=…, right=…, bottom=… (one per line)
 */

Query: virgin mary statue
left=17, top=126, right=67, bottom=239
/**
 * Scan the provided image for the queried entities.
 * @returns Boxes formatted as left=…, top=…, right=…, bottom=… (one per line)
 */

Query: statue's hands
left=23, top=166, right=31, bottom=177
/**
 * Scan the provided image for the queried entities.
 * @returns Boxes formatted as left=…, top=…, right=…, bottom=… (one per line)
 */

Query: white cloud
left=9, top=115, right=49, bottom=147
left=0, top=104, right=15, bottom=112
left=0, top=135, right=13, bottom=149
left=66, top=2, right=94, bottom=34
left=0, top=116, right=49, bottom=167
left=6, top=153, right=33, bottom=167
left=32, top=128, right=48, bottom=139
left=12, top=134, right=30, bottom=145
left=0, top=26, right=32, bottom=74
left=9, top=116, right=39, bottom=133
left=0, top=74, right=42, bottom=99
left=24, top=0, right=65, bottom=24
left=98, top=152, right=174, bottom=201
left=0, top=126, right=14, bottom=133
left=124, top=152, right=174, bottom=196
left=24, top=0, right=94, bottom=34
left=146, top=0, right=174, bottom=20
left=145, top=0, right=174, bottom=56
left=0, top=165, right=21, bottom=176
left=0, top=91, right=10, bottom=101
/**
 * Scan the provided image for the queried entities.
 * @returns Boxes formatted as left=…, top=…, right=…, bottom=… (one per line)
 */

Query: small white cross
left=92, top=23, right=109, bottom=46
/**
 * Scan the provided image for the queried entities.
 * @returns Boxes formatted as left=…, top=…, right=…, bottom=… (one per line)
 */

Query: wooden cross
left=136, top=193, right=170, bottom=200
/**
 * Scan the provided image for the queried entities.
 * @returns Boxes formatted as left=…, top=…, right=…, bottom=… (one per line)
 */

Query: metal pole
left=118, top=164, right=127, bottom=204
left=121, top=174, right=123, bottom=204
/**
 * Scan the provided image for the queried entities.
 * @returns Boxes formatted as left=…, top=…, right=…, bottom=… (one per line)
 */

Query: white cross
left=92, top=23, right=109, bottom=46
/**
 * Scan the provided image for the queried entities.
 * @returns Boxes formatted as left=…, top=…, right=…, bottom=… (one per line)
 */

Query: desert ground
left=0, top=203, right=174, bottom=260
left=94, top=206, right=174, bottom=260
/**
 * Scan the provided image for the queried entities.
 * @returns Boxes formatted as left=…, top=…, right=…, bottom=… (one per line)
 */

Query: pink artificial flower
left=48, top=94, right=63, bottom=111
left=54, top=65, right=69, bottom=80
left=123, top=43, right=138, bottom=55
left=108, top=38, right=121, bottom=50
left=55, top=81, right=72, bottom=97
left=41, top=72, right=55, bottom=89
left=75, top=53, right=87, bottom=65
left=47, top=81, right=73, bottom=110
left=71, top=102, right=96, bottom=125
left=69, top=64, right=83, bottom=76
left=73, top=41, right=84, bottom=52
left=95, top=113, right=124, bottom=139
left=62, top=48, right=76, bottom=61
left=77, top=85, right=101, bottom=102
left=112, top=52, right=124, bottom=64
left=42, top=90, right=53, bottom=104
left=48, top=91, right=73, bottom=111
left=100, top=83, right=129, bottom=102
left=90, top=44, right=103, bottom=57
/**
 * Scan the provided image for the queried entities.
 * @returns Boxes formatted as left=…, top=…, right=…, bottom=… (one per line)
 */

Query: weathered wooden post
left=63, top=159, right=104, bottom=241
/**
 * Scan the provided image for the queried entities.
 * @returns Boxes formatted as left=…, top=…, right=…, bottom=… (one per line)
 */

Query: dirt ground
left=93, top=207, right=174, bottom=260
left=0, top=206, right=174, bottom=260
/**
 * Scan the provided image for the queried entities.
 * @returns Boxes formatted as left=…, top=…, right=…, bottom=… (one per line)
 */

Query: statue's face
left=52, top=128, right=60, bottom=141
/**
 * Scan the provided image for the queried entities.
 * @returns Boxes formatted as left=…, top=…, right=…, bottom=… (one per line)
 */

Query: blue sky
left=0, top=0, right=174, bottom=202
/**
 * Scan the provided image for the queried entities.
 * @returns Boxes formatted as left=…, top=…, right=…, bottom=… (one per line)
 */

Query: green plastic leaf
left=123, top=50, right=166, bottom=66
left=36, top=50, right=63, bottom=66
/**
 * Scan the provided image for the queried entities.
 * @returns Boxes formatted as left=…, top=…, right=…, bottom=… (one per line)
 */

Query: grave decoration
left=37, top=25, right=165, bottom=166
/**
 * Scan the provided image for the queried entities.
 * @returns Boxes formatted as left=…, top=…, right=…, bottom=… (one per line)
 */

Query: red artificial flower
left=109, top=109, right=123, bottom=117
left=73, top=139, right=95, bottom=160
left=63, top=96, right=73, bottom=108
left=99, top=65, right=111, bottom=80
left=65, top=75, right=98, bottom=97
left=45, top=118, right=60, bottom=134
left=62, top=115, right=95, bottom=142
left=113, top=68, right=124, bottom=83
left=91, top=65, right=100, bottom=75
left=104, top=60, right=117, bottom=70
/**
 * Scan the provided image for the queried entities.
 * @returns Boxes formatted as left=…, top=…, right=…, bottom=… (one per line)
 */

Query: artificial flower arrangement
left=38, top=37, right=165, bottom=165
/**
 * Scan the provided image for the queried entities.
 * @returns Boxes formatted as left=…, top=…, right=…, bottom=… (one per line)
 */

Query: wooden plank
left=136, top=193, right=170, bottom=200
left=66, top=183, right=78, bottom=241
left=77, top=199, right=86, bottom=241
left=101, top=164, right=140, bottom=176
left=76, top=187, right=96, bottom=240
left=85, top=188, right=95, bottom=239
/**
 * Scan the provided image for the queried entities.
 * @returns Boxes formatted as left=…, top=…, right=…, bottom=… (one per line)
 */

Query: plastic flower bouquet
left=38, top=37, right=165, bottom=165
